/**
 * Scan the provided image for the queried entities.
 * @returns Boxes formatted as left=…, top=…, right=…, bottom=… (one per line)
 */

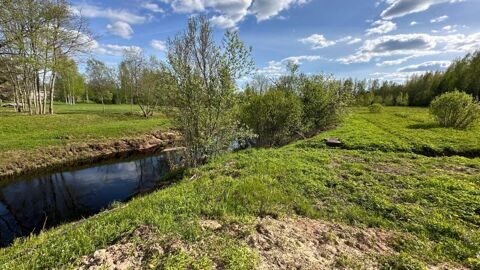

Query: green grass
left=0, top=106, right=479, bottom=269
left=0, top=103, right=170, bottom=152
left=306, top=107, right=480, bottom=155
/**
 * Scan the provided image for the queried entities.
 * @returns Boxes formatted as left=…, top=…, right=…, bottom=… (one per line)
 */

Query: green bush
left=369, top=103, right=383, bottom=113
left=430, top=91, right=480, bottom=129
left=300, top=75, right=349, bottom=130
left=240, top=89, right=303, bottom=147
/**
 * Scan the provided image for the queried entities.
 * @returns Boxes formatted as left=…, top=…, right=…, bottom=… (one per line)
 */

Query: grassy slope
left=0, top=107, right=479, bottom=269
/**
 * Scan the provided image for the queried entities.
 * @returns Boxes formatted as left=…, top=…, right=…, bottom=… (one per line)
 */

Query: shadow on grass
left=407, top=123, right=439, bottom=130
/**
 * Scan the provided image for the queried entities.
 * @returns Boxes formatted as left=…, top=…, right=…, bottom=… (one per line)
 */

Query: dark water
left=0, top=152, right=180, bottom=247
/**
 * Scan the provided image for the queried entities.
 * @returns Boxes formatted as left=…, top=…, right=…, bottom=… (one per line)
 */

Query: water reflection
left=0, top=153, right=178, bottom=247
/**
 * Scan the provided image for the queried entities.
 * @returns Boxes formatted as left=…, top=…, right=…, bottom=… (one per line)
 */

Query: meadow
left=0, top=103, right=170, bottom=152
left=0, top=106, right=478, bottom=269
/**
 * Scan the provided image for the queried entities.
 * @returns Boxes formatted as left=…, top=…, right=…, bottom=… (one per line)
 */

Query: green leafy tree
left=300, top=74, right=349, bottom=131
left=166, top=16, right=254, bottom=166
left=86, top=59, right=115, bottom=112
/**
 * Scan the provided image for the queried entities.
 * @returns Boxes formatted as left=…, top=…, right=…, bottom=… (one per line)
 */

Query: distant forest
left=354, top=50, right=480, bottom=107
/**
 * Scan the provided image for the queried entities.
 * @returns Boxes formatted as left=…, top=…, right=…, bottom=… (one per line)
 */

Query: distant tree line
left=354, top=50, right=480, bottom=107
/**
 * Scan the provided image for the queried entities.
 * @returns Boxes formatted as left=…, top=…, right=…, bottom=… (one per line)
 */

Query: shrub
left=429, top=91, right=480, bottom=129
left=240, top=89, right=303, bottom=147
left=300, top=75, right=350, bottom=130
left=369, top=103, right=383, bottom=113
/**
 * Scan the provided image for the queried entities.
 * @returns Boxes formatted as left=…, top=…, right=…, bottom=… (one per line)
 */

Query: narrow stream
left=0, top=151, right=180, bottom=247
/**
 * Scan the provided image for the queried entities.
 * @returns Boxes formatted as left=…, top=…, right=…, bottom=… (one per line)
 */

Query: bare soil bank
left=0, top=130, right=183, bottom=179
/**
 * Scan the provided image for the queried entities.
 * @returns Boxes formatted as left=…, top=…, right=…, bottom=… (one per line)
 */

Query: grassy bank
left=0, top=104, right=172, bottom=177
left=0, top=107, right=479, bottom=269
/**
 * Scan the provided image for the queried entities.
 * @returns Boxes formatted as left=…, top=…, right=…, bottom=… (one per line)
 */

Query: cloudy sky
left=72, top=0, right=480, bottom=82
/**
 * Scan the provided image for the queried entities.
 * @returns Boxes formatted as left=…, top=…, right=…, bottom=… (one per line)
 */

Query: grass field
left=308, top=106, right=480, bottom=155
left=0, top=107, right=479, bottom=269
left=0, top=103, right=170, bottom=152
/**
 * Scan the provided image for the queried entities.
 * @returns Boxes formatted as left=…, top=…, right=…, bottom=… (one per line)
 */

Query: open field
left=0, top=104, right=174, bottom=177
left=309, top=107, right=480, bottom=156
left=0, top=103, right=170, bottom=152
left=1, top=107, right=478, bottom=269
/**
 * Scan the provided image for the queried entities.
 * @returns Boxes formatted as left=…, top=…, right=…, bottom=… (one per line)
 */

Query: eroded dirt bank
left=0, top=130, right=182, bottom=179
left=78, top=217, right=467, bottom=270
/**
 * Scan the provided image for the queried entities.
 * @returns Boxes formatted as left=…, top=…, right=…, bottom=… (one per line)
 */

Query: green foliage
left=55, top=58, right=86, bottom=104
left=396, top=93, right=409, bottom=106
left=384, top=95, right=395, bottom=106
left=240, top=72, right=349, bottom=147
left=354, top=50, right=480, bottom=107
left=86, top=59, right=116, bottom=108
left=369, top=103, right=383, bottom=113
left=166, top=16, right=254, bottom=166
left=300, top=74, right=350, bottom=130
left=430, top=91, right=480, bottom=129
left=240, top=89, right=303, bottom=146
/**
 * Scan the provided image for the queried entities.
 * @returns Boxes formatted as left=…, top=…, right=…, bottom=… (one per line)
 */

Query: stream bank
left=0, top=130, right=183, bottom=179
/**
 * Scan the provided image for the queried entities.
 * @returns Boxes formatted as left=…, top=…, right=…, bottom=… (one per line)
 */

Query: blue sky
left=72, top=0, right=480, bottom=82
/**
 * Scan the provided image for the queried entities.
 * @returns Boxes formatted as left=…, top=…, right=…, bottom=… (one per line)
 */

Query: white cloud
left=142, top=2, right=164, bottom=13
left=151, top=40, right=167, bottom=52
left=107, top=21, right=134, bottom=39
left=283, top=55, right=323, bottom=64
left=210, top=15, right=238, bottom=29
left=381, top=0, right=463, bottom=20
left=338, top=32, right=480, bottom=64
left=347, top=38, right=362, bottom=45
left=256, top=60, right=284, bottom=77
left=369, top=71, right=423, bottom=82
left=376, top=56, right=414, bottom=66
left=250, top=0, right=310, bottom=21
left=257, top=54, right=323, bottom=77
left=398, top=60, right=451, bottom=72
left=299, top=34, right=336, bottom=49
left=92, top=43, right=142, bottom=56
left=410, top=21, right=418, bottom=26
left=338, top=34, right=439, bottom=64
left=159, top=0, right=310, bottom=28
left=441, top=25, right=462, bottom=33
left=366, top=20, right=397, bottom=36
left=71, top=3, right=147, bottom=24
left=430, top=15, right=448, bottom=23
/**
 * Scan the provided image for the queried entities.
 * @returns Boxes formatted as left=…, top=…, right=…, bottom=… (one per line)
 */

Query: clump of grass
left=369, top=103, right=384, bottom=113
left=380, top=253, right=427, bottom=270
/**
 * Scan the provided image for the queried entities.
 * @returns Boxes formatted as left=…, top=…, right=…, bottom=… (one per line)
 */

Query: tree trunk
left=49, top=72, right=56, bottom=114
left=102, top=96, right=105, bottom=113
